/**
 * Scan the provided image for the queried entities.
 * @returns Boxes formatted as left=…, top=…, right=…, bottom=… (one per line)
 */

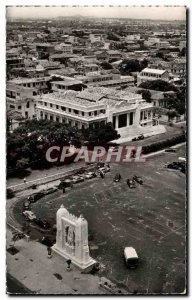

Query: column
left=127, top=113, right=129, bottom=127
left=115, top=115, right=118, bottom=129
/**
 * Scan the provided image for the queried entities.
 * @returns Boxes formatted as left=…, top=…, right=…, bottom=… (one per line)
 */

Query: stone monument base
left=52, top=245, right=96, bottom=272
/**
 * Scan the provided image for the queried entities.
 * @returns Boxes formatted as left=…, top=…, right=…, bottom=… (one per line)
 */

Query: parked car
left=114, top=173, right=121, bottom=182
left=23, top=200, right=30, bottom=211
left=59, top=179, right=73, bottom=188
left=165, top=148, right=177, bottom=153
left=84, top=172, right=95, bottom=179
left=28, top=192, right=45, bottom=203
left=23, top=210, right=36, bottom=221
left=124, top=247, right=139, bottom=269
left=71, top=175, right=85, bottom=184
left=132, top=134, right=144, bottom=141
left=44, top=187, right=57, bottom=195
left=133, top=175, right=143, bottom=185
left=99, top=166, right=110, bottom=173
left=35, top=218, right=51, bottom=230
left=167, top=161, right=186, bottom=174
left=127, top=179, right=136, bottom=188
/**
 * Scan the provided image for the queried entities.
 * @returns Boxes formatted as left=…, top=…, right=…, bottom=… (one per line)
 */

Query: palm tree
left=11, top=231, right=25, bottom=248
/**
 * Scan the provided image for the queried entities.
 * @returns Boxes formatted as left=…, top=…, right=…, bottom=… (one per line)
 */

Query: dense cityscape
left=6, top=7, right=186, bottom=295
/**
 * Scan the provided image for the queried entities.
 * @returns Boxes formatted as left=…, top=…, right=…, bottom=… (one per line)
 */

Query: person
left=23, top=178, right=26, bottom=184
left=66, top=259, right=71, bottom=271
left=47, top=246, right=52, bottom=258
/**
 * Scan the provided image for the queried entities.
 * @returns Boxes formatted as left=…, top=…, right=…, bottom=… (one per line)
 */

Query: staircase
left=112, top=124, right=166, bottom=143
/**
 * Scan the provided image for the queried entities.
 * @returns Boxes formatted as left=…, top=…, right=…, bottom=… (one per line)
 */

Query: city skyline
left=7, top=6, right=186, bottom=21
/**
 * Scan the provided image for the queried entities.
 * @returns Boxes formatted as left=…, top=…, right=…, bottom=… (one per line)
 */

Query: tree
left=100, top=62, right=113, bottom=70
left=11, top=232, right=25, bottom=248
left=137, top=89, right=151, bottom=103
left=139, top=80, right=178, bottom=92
left=119, top=59, right=141, bottom=75
left=166, top=110, right=177, bottom=122
left=140, top=59, right=148, bottom=70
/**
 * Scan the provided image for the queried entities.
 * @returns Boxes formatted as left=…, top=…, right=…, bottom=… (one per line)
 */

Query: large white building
left=35, top=87, right=165, bottom=139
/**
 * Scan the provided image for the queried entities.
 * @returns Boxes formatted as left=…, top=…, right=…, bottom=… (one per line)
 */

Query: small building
left=137, top=68, right=169, bottom=86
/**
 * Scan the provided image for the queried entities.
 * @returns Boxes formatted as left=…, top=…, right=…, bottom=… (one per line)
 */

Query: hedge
left=142, top=134, right=186, bottom=155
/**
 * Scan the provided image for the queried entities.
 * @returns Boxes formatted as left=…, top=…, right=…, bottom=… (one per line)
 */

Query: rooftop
left=141, top=68, right=167, bottom=75
left=8, top=76, right=51, bottom=85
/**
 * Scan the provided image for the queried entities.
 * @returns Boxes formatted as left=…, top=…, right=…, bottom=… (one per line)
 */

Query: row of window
left=22, top=82, right=46, bottom=88
left=42, top=102, right=106, bottom=116
left=141, top=72, right=163, bottom=78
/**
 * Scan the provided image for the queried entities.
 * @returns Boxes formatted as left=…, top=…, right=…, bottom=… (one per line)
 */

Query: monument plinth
left=52, top=205, right=96, bottom=271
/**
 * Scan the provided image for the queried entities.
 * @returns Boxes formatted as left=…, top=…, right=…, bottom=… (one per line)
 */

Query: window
left=82, top=112, right=84, bottom=116
left=56, top=117, right=59, bottom=122
left=56, top=105, right=59, bottom=109
left=45, top=114, right=48, bottom=119
left=50, top=115, right=53, bottom=121
left=118, top=114, right=127, bottom=128
left=94, top=111, right=97, bottom=116
left=89, top=112, right=91, bottom=116
left=129, top=112, right=134, bottom=125
left=69, top=108, right=71, bottom=113
left=44, top=102, right=47, bottom=106
left=61, top=106, right=66, bottom=111
left=74, top=109, right=79, bottom=115
left=25, top=111, right=28, bottom=117
left=18, top=106, right=21, bottom=110
left=26, top=102, right=30, bottom=108
left=10, top=105, right=15, bottom=109
left=50, top=104, right=53, bottom=108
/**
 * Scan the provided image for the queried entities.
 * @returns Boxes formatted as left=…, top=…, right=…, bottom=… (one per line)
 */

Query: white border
left=0, top=1, right=190, bottom=299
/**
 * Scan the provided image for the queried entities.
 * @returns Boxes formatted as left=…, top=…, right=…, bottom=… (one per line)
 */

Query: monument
left=52, top=205, right=96, bottom=271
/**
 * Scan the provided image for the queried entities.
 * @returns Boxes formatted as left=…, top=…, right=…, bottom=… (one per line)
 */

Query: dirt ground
left=12, top=144, right=186, bottom=294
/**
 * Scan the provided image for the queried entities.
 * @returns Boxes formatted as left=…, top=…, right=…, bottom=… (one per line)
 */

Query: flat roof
left=51, top=80, right=83, bottom=86
left=141, top=68, right=167, bottom=75
left=8, top=76, right=51, bottom=84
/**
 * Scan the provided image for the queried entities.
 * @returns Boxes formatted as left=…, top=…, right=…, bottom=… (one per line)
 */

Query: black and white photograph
left=5, top=5, right=187, bottom=295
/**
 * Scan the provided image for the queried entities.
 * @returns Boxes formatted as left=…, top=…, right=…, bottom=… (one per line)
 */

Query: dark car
left=114, top=173, right=121, bottom=182
left=59, top=179, right=73, bottom=189
left=133, top=175, right=143, bottom=185
left=132, top=134, right=144, bottom=141
left=44, top=187, right=57, bottom=195
left=28, top=192, right=45, bottom=203
left=167, top=161, right=186, bottom=173
left=127, top=179, right=136, bottom=188
left=23, top=200, right=30, bottom=211
left=165, top=148, right=177, bottom=153
left=35, top=218, right=51, bottom=230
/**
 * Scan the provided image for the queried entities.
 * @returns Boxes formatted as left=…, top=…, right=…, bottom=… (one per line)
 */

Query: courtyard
left=12, top=144, right=186, bottom=294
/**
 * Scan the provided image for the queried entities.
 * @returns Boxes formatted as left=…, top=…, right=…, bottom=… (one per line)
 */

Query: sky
left=6, top=6, right=186, bottom=21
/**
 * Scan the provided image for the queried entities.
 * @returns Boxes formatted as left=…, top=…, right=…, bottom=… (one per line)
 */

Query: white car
left=99, top=166, right=110, bottom=173
left=23, top=210, right=36, bottom=221
left=84, top=172, right=95, bottom=179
